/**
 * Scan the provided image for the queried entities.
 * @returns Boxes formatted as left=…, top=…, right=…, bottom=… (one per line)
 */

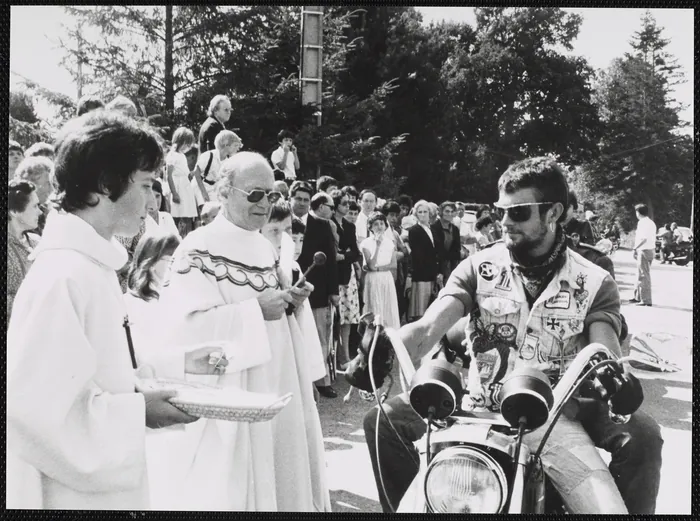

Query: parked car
left=655, top=226, right=694, bottom=265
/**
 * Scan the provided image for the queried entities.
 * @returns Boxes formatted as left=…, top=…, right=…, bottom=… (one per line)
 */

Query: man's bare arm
left=588, top=321, right=623, bottom=359
left=399, top=295, right=469, bottom=367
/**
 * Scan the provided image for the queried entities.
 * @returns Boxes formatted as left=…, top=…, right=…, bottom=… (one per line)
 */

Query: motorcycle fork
left=521, top=458, right=546, bottom=514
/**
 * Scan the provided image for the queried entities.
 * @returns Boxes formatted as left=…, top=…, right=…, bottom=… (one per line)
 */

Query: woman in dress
left=166, top=127, right=198, bottom=237
left=7, top=179, right=42, bottom=318
left=360, top=212, right=400, bottom=330
left=406, top=200, right=442, bottom=322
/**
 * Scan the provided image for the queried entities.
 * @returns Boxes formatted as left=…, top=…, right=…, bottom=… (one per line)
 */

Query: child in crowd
left=271, top=130, right=300, bottom=182
left=261, top=203, right=325, bottom=403
left=166, top=127, right=199, bottom=237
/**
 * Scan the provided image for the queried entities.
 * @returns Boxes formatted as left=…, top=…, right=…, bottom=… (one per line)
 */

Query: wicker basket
left=141, top=378, right=293, bottom=423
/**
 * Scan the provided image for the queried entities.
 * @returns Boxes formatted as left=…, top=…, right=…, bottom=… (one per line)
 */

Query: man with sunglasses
left=363, top=157, right=658, bottom=514
left=293, top=184, right=340, bottom=398
left=157, top=152, right=330, bottom=511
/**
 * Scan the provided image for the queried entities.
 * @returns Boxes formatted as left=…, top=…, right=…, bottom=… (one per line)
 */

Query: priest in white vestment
left=157, top=152, right=331, bottom=511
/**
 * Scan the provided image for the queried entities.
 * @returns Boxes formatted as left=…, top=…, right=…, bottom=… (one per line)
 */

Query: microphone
left=286, top=252, right=326, bottom=315
left=294, top=251, right=326, bottom=288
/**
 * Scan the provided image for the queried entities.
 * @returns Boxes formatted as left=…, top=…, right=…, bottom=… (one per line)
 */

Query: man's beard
left=504, top=220, right=549, bottom=264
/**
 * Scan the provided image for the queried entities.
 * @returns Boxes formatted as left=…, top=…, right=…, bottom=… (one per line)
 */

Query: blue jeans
left=364, top=393, right=661, bottom=513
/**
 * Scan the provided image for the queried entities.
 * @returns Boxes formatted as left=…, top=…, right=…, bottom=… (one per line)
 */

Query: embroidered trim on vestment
left=169, top=249, right=280, bottom=292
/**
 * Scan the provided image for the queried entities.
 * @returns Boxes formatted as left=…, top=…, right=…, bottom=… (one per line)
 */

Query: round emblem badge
left=478, top=261, right=498, bottom=281
left=519, top=344, right=536, bottom=360
left=496, top=323, right=517, bottom=342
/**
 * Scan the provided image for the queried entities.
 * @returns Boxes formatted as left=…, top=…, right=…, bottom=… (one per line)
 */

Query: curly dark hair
left=53, top=110, right=163, bottom=213
left=367, top=211, right=388, bottom=229
left=127, top=234, right=180, bottom=301
left=8, top=179, right=36, bottom=220
left=498, top=157, right=569, bottom=223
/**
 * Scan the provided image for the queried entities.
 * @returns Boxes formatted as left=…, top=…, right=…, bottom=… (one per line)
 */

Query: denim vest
left=462, top=243, right=609, bottom=412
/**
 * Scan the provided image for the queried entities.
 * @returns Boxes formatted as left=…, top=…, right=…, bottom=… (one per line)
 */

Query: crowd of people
left=6, top=91, right=664, bottom=513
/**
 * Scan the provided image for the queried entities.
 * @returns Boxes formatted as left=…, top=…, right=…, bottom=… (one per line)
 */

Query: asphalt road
left=317, top=249, right=693, bottom=514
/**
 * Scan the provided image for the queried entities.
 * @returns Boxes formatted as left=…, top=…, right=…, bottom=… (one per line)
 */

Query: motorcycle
left=656, top=240, right=694, bottom=266
left=351, top=318, right=647, bottom=514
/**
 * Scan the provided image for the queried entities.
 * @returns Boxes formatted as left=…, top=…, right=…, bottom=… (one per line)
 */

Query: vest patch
left=495, top=269, right=512, bottom=291
left=544, top=291, right=571, bottom=309
left=478, top=261, right=498, bottom=281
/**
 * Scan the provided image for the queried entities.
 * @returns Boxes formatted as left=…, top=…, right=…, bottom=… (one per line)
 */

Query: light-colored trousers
left=634, top=249, right=654, bottom=304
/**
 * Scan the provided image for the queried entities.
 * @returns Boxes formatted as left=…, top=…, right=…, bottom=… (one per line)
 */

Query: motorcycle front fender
left=397, top=463, right=429, bottom=512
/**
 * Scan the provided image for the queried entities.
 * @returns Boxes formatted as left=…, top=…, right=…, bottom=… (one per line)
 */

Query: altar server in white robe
left=5, top=111, right=222, bottom=510
left=157, top=152, right=331, bottom=511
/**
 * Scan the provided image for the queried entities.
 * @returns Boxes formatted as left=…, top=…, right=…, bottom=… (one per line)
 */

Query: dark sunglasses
left=322, top=203, right=335, bottom=210
left=232, top=186, right=282, bottom=204
left=494, top=202, right=554, bottom=223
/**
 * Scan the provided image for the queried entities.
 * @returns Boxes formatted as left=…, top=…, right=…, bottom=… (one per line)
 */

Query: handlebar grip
left=609, top=372, right=644, bottom=416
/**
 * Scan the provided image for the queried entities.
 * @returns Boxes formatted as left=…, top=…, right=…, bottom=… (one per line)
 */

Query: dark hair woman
left=7, top=179, right=42, bottom=318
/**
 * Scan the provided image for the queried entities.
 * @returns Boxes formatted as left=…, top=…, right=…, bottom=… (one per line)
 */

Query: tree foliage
left=581, top=11, right=692, bottom=227
left=30, top=6, right=688, bottom=225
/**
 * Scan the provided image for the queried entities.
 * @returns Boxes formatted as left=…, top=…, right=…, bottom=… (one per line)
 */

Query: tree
left=582, top=12, right=692, bottom=226
left=430, top=8, right=603, bottom=202
left=10, top=90, right=39, bottom=123
left=58, top=6, right=283, bottom=113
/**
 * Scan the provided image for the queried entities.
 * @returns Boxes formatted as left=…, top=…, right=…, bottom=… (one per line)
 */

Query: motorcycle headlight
left=424, top=446, right=508, bottom=513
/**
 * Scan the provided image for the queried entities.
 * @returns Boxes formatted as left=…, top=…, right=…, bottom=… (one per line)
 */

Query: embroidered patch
left=478, top=261, right=498, bottom=281
left=546, top=318, right=561, bottom=331
left=544, top=291, right=571, bottom=309
left=496, top=323, right=517, bottom=342
left=495, top=269, right=512, bottom=291
left=573, top=273, right=589, bottom=313
left=519, top=343, right=536, bottom=360
left=520, top=333, right=539, bottom=360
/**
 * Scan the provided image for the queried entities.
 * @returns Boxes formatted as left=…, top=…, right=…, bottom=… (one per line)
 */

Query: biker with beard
left=363, top=158, right=656, bottom=514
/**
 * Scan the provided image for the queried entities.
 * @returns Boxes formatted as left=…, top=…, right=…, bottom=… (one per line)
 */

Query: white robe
left=6, top=212, right=149, bottom=509
left=157, top=213, right=331, bottom=511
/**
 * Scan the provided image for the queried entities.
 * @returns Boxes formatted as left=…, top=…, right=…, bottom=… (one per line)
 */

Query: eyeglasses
left=232, top=186, right=282, bottom=204
left=322, top=203, right=335, bottom=210
left=494, top=202, right=555, bottom=223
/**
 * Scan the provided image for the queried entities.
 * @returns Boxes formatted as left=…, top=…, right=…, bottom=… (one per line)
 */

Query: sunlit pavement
left=318, top=248, right=693, bottom=514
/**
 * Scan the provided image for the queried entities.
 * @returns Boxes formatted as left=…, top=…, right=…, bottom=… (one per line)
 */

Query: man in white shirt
left=630, top=203, right=656, bottom=306
left=355, top=189, right=378, bottom=245
left=271, top=130, right=300, bottom=181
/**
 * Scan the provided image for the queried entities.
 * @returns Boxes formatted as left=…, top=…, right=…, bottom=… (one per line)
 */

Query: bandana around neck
left=510, top=225, right=567, bottom=301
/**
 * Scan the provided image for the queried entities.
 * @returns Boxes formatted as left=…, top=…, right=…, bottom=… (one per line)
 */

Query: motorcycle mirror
left=409, top=359, right=463, bottom=420
left=498, top=367, right=554, bottom=431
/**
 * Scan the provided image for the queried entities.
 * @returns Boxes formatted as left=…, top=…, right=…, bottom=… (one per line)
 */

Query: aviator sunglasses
left=232, top=186, right=282, bottom=204
left=493, top=201, right=555, bottom=223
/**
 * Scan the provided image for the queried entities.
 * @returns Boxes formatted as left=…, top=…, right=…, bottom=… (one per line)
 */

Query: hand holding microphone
left=286, top=252, right=325, bottom=313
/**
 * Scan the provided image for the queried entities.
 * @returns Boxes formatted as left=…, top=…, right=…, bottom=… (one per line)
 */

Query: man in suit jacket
left=431, top=201, right=462, bottom=281
left=290, top=181, right=340, bottom=398
left=198, top=95, right=231, bottom=153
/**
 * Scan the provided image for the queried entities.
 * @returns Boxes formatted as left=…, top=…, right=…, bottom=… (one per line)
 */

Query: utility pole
left=300, top=6, right=323, bottom=178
